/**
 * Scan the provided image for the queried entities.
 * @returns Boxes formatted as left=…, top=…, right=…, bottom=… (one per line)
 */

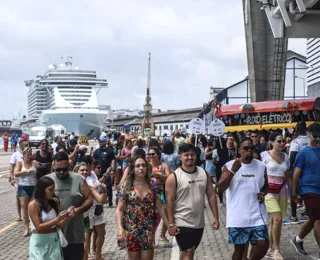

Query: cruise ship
left=25, top=57, right=109, bottom=138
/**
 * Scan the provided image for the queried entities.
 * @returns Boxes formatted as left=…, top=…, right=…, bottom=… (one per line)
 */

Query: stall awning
left=216, top=98, right=320, bottom=116
left=225, top=121, right=314, bottom=133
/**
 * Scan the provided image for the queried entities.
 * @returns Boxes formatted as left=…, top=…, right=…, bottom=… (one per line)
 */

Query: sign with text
left=188, top=118, right=205, bottom=135
left=209, top=119, right=226, bottom=136
left=246, top=112, right=292, bottom=125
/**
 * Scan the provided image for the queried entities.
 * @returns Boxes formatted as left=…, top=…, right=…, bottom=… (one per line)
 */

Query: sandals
left=16, top=217, right=22, bottom=222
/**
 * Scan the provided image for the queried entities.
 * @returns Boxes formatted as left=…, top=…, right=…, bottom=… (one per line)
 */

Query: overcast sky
left=0, top=0, right=307, bottom=120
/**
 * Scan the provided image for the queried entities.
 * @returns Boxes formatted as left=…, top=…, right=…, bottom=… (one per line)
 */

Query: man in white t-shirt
left=217, top=137, right=269, bottom=260
left=9, top=139, right=29, bottom=221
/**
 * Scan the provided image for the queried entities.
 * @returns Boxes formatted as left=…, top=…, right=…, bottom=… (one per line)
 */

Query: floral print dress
left=117, top=184, right=159, bottom=251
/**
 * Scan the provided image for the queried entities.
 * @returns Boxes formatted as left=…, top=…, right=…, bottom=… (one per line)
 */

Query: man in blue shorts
left=217, top=137, right=269, bottom=260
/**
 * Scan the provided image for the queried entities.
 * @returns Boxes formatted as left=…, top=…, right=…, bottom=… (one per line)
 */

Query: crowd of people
left=6, top=122, right=320, bottom=260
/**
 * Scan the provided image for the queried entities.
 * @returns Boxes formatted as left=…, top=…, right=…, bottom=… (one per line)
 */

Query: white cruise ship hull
left=41, top=109, right=107, bottom=138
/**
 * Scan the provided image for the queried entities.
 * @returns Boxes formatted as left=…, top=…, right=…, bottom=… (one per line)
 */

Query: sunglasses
left=135, top=164, right=146, bottom=168
left=95, top=166, right=101, bottom=169
left=276, top=140, right=285, bottom=144
left=147, top=153, right=156, bottom=156
left=55, top=167, right=69, bottom=173
left=41, top=143, right=48, bottom=146
left=241, top=146, right=254, bottom=151
left=251, top=135, right=258, bottom=138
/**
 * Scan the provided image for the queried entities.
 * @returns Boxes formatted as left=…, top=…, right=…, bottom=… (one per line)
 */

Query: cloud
left=0, top=0, right=307, bottom=121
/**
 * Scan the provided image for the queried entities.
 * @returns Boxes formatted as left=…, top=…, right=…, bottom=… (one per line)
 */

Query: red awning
left=216, top=98, right=320, bottom=117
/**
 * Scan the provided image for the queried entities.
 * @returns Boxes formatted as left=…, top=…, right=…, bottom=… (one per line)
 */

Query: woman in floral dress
left=116, top=156, right=170, bottom=260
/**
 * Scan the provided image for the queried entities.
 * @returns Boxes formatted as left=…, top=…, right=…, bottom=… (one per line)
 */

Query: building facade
left=220, top=50, right=307, bottom=105
left=307, top=38, right=320, bottom=97
left=106, top=107, right=203, bottom=136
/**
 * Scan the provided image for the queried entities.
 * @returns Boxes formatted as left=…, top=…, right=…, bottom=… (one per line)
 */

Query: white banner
left=208, top=119, right=226, bottom=136
left=188, top=118, right=205, bottom=135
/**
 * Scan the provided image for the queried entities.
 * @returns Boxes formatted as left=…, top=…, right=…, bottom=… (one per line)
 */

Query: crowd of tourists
left=7, top=122, right=320, bottom=260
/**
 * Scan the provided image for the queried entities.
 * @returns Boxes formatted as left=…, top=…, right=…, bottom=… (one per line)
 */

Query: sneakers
left=300, top=215, right=309, bottom=223
left=273, top=250, right=284, bottom=260
left=290, top=238, right=308, bottom=255
left=283, top=216, right=300, bottom=225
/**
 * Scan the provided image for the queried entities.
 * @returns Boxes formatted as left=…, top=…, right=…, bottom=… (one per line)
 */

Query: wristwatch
left=169, top=223, right=175, bottom=227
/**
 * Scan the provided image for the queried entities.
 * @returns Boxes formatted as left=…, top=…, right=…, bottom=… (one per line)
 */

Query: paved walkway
left=0, top=150, right=319, bottom=259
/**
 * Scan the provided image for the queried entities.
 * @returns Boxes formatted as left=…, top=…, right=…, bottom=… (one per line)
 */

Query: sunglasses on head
left=241, top=146, right=254, bottom=151
left=55, top=167, right=69, bottom=173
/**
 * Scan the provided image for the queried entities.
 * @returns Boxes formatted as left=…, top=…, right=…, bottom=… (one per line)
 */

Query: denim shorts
left=122, top=160, right=129, bottom=168
left=18, top=185, right=35, bottom=198
left=228, top=225, right=269, bottom=245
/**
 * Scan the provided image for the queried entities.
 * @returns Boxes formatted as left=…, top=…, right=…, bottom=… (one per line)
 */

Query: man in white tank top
left=217, top=137, right=269, bottom=260
left=166, top=143, right=219, bottom=260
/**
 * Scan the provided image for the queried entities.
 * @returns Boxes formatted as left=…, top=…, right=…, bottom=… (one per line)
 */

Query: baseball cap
left=307, top=123, right=320, bottom=133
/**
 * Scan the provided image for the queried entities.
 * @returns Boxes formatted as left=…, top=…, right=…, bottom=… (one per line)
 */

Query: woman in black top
left=33, top=139, right=53, bottom=174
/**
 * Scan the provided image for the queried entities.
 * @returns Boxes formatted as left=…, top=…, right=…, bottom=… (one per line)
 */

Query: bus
left=215, top=98, right=320, bottom=133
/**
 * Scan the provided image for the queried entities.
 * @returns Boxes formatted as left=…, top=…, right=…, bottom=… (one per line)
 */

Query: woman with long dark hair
left=14, top=147, right=37, bottom=236
left=116, top=156, right=170, bottom=260
left=261, top=132, right=290, bottom=259
left=28, top=176, right=69, bottom=260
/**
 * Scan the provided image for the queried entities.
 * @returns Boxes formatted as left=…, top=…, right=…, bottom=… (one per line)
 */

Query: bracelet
left=169, top=223, right=175, bottom=227
left=229, top=169, right=235, bottom=176
left=118, top=226, right=123, bottom=230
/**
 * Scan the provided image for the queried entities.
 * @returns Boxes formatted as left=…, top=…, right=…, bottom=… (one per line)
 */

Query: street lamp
left=294, top=76, right=306, bottom=99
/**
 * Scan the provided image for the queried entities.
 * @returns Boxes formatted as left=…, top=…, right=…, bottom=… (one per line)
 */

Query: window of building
left=175, top=125, right=178, bottom=130
left=164, top=125, right=168, bottom=130
left=170, top=125, right=173, bottom=130
left=159, top=126, right=162, bottom=130
left=155, top=125, right=158, bottom=130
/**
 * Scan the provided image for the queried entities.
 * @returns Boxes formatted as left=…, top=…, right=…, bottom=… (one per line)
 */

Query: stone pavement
left=0, top=150, right=319, bottom=259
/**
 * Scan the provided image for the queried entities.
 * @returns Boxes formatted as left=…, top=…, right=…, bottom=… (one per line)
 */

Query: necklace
left=133, top=181, right=146, bottom=186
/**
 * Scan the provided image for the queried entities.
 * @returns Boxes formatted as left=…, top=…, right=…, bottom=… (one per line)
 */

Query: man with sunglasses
left=166, top=143, right=219, bottom=260
left=217, top=137, right=269, bottom=260
left=48, top=152, right=93, bottom=260
left=33, top=139, right=53, bottom=174
left=251, top=131, right=266, bottom=154
left=291, top=123, right=320, bottom=256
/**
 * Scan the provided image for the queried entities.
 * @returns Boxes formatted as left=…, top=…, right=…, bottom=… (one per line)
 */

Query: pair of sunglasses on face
left=55, top=167, right=69, bottom=173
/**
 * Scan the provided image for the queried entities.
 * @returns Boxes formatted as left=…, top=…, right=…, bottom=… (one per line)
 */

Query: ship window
left=80, top=115, right=83, bottom=118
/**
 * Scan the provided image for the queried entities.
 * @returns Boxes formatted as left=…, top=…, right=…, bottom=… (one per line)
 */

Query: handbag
left=58, top=229, right=68, bottom=248
left=268, top=181, right=285, bottom=194
left=94, top=205, right=104, bottom=216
